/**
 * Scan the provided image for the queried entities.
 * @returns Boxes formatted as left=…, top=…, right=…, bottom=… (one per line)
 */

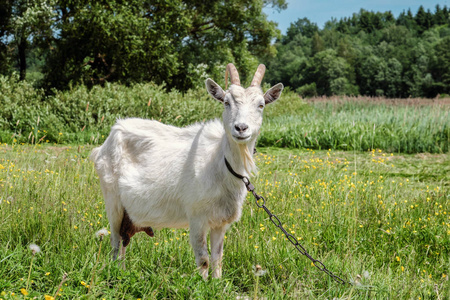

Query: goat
left=90, top=64, right=283, bottom=279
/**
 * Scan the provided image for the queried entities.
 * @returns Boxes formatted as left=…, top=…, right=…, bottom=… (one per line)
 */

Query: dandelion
left=252, top=264, right=267, bottom=277
left=20, top=288, right=28, bottom=296
left=89, top=229, right=109, bottom=293
left=29, top=243, right=41, bottom=255
left=26, top=243, right=41, bottom=291
left=252, top=265, right=267, bottom=300
left=95, top=228, right=109, bottom=241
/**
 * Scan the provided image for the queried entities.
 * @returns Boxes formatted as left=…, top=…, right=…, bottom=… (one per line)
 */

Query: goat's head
left=205, top=63, right=283, bottom=145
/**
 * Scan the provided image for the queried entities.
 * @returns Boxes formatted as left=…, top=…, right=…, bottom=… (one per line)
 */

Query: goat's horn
left=225, top=63, right=240, bottom=89
left=250, top=64, right=266, bottom=86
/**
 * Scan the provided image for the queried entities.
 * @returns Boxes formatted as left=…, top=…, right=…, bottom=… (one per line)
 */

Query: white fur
left=91, top=77, right=283, bottom=279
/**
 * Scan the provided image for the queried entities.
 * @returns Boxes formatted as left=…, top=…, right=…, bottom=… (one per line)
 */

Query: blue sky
left=264, top=0, right=450, bottom=33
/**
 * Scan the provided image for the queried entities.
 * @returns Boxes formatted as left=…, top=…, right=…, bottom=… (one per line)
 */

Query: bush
left=0, top=75, right=308, bottom=145
left=296, top=83, right=317, bottom=97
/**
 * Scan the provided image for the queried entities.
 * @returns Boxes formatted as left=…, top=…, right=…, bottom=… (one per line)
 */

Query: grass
left=259, top=97, right=450, bottom=153
left=0, top=143, right=448, bottom=299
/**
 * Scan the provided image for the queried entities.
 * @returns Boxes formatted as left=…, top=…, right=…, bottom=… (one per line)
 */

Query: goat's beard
left=239, top=143, right=257, bottom=176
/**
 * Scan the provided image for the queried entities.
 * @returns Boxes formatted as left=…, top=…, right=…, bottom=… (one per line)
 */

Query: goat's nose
left=235, top=123, right=248, bottom=133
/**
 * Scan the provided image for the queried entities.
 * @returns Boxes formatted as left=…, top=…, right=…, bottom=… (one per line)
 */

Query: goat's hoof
left=198, top=261, right=209, bottom=280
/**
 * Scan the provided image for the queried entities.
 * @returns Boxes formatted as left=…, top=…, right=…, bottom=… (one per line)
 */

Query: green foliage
left=1, top=77, right=448, bottom=155
left=264, top=6, right=450, bottom=98
left=0, top=75, right=223, bottom=144
left=0, top=0, right=55, bottom=80
left=2, top=2, right=449, bottom=97
left=305, top=49, right=359, bottom=96
left=0, top=0, right=285, bottom=91
left=0, top=75, right=305, bottom=145
left=296, top=82, right=317, bottom=97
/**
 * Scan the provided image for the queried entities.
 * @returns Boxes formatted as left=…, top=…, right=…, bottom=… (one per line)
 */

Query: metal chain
left=224, top=157, right=350, bottom=285
left=242, top=176, right=350, bottom=285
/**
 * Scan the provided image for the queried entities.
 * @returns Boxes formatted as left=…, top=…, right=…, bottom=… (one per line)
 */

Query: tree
left=430, top=36, right=450, bottom=94
left=415, top=6, right=433, bottom=33
left=311, top=32, right=324, bottom=55
left=264, top=34, right=309, bottom=89
left=358, top=55, right=385, bottom=95
left=42, top=0, right=286, bottom=91
left=396, top=8, right=417, bottom=31
left=283, top=17, right=318, bottom=42
left=305, top=49, right=358, bottom=96
left=1, top=0, right=55, bottom=80
left=0, top=0, right=12, bottom=75
left=384, top=58, right=403, bottom=97
left=264, top=5, right=450, bottom=98
left=434, top=4, right=447, bottom=25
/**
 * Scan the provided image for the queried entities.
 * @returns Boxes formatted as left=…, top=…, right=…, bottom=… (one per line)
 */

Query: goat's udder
left=120, top=210, right=154, bottom=247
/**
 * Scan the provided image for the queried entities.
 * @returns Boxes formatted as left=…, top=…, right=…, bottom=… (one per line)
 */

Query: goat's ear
left=206, top=78, right=226, bottom=102
left=264, top=83, right=284, bottom=104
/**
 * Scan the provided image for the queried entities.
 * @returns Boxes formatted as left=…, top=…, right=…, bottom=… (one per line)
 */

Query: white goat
left=90, top=64, right=283, bottom=279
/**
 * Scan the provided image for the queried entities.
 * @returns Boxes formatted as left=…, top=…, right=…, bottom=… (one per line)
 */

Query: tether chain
left=225, top=157, right=350, bottom=286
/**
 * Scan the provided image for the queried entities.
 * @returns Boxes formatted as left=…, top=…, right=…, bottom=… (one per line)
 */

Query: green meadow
left=1, top=79, right=449, bottom=299
left=0, top=143, right=448, bottom=299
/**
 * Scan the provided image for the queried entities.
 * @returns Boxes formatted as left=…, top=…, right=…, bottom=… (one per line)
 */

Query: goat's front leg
left=210, top=226, right=227, bottom=278
left=189, top=221, right=209, bottom=280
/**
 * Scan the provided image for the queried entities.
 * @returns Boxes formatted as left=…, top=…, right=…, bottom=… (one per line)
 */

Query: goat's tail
left=91, top=123, right=126, bottom=181
left=90, top=146, right=101, bottom=163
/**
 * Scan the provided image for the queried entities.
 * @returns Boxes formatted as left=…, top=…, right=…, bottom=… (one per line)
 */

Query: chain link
left=242, top=174, right=350, bottom=286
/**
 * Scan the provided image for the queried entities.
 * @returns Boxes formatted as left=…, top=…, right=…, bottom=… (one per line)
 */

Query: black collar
left=224, top=157, right=245, bottom=180
left=224, top=157, right=256, bottom=192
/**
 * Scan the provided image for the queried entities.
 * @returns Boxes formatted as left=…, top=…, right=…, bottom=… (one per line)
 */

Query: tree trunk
left=18, top=38, right=27, bottom=81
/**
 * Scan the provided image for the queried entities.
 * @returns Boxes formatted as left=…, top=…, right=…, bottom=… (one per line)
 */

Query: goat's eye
left=259, top=104, right=264, bottom=109
left=224, top=101, right=230, bottom=107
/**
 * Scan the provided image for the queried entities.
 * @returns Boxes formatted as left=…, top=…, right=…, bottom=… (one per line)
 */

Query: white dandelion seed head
left=96, top=228, right=109, bottom=239
left=252, top=264, right=267, bottom=277
left=363, top=270, right=370, bottom=279
left=29, top=243, right=41, bottom=255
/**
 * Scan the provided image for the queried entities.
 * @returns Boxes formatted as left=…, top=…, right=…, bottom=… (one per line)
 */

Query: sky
left=264, top=0, right=450, bottom=33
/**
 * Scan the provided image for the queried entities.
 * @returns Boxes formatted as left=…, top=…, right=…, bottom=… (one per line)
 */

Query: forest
left=1, top=1, right=449, bottom=97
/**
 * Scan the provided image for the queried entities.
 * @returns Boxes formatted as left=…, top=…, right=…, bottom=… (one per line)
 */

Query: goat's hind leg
left=103, top=189, right=123, bottom=261
left=118, top=210, right=155, bottom=269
